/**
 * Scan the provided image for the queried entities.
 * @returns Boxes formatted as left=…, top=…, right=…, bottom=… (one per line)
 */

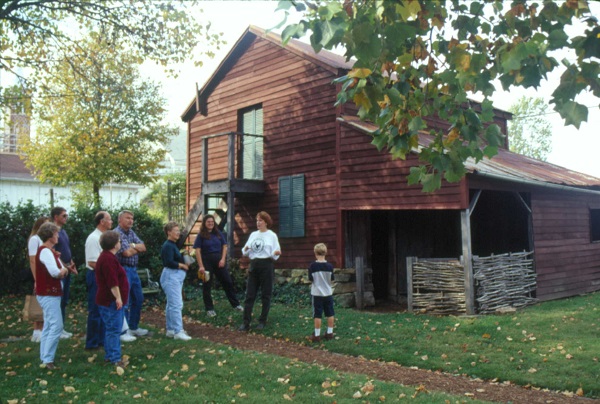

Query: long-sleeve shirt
left=35, top=246, right=64, bottom=296
left=95, top=250, right=129, bottom=307
left=161, top=240, right=184, bottom=270
left=242, top=230, right=281, bottom=260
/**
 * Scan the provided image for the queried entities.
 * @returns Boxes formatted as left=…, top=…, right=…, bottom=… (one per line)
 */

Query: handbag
left=23, top=295, right=43, bottom=322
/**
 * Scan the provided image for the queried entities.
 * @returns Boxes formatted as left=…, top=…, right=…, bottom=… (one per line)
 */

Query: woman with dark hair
left=95, top=230, right=129, bottom=368
left=193, top=214, right=242, bottom=318
left=160, top=221, right=191, bottom=341
left=35, top=222, right=69, bottom=370
left=238, top=211, right=281, bottom=332
left=28, top=216, right=49, bottom=342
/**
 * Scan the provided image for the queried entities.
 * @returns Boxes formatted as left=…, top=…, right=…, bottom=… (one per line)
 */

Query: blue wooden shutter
left=242, top=108, right=263, bottom=179
left=279, top=174, right=305, bottom=237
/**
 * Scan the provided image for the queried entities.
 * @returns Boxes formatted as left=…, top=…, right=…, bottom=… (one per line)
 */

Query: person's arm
left=308, top=264, right=314, bottom=283
left=110, top=286, right=123, bottom=310
left=242, top=233, right=253, bottom=256
left=162, top=243, right=188, bottom=270
left=272, top=232, right=282, bottom=259
left=40, top=249, right=68, bottom=279
left=195, top=248, right=206, bottom=273
left=29, top=256, right=37, bottom=280
left=219, top=244, right=227, bottom=268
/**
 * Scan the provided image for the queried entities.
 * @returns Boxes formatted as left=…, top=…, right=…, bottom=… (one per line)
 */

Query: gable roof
left=338, top=115, right=600, bottom=190
left=181, top=25, right=354, bottom=122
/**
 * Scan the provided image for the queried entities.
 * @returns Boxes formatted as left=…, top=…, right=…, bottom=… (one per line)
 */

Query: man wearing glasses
left=50, top=206, right=78, bottom=339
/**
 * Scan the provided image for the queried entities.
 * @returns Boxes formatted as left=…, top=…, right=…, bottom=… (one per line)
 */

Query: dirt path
left=142, top=311, right=594, bottom=403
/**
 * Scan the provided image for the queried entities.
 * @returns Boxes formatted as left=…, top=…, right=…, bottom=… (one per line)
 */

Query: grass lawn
left=1, top=295, right=487, bottom=403
left=1, top=289, right=598, bottom=401
left=197, top=289, right=600, bottom=398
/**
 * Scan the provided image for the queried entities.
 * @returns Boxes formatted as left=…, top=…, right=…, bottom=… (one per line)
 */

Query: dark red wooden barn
left=181, top=26, right=600, bottom=313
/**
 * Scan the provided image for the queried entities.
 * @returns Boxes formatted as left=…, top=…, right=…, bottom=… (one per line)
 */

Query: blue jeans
left=124, top=266, right=144, bottom=330
left=160, top=267, right=186, bottom=334
left=61, top=273, right=71, bottom=322
left=98, top=302, right=124, bottom=363
left=85, top=270, right=105, bottom=348
left=37, top=295, right=63, bottom=364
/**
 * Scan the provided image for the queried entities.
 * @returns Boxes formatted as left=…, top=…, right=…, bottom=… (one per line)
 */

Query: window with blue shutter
left=241, top=107, right=263, bottom=180
left=279, top=174, right=305, bottom=237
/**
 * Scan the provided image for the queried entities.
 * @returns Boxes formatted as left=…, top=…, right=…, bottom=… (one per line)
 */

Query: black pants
left=201, top=253, right=239, bottom=311
left=243, top=259, right=274, bottom=326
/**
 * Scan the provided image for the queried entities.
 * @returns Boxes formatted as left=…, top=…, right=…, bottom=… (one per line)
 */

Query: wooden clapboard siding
left=532, top=190, right=600, bottom=300
left=187, top=34, right=341, bottom=268
left=338, top=125, right=466, bottom=210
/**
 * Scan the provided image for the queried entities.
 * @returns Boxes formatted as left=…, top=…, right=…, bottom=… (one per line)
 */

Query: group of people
left=28, top=208, right=336, bottom=370
left=29, top=208, right=149, bottom=369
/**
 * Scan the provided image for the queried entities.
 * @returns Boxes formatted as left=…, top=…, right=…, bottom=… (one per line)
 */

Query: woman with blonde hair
left=28, top=216, right=49, bottom=342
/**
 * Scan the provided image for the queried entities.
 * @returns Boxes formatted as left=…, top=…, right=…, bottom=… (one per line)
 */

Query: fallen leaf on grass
left=577, top=387, right=584, bottom=397
left=321, top=381, right=331, bottom=388
left=566, top=354, right=573, bottom=359
left=353, top=391, right=362, bottom=398
left=321, top=390, right=335, bottom=397
left=528, top=368, right=537, bottom=373
left=133, top=393, right=142, bottom=399
left=283, top=394, right=293, bottom=401
left=64, top=386, right=76, bottom=393
left=116, top=366, right=125, bottom=376
left=482, top=333, right=491, bottom=339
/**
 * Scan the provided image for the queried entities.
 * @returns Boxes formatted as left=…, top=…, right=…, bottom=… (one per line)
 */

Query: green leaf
left=484, top=124, right=503, bottom=147
left=421, top=172, right=442, bottom=193
left=408, top=116, right=425, bottom=132
left=558, top=101, right=588, bottom=129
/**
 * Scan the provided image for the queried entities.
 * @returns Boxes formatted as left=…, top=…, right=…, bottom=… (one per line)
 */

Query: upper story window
left=240, top=106, right=263, bottom=180
left=590, top=208, right=600, bottom=242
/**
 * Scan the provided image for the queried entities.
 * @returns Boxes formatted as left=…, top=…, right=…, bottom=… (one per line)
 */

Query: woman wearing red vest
left=35, top=222, right=68, bottom=370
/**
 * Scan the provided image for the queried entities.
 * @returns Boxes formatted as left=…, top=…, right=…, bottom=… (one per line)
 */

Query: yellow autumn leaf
left=322, top=381, right=331, bottom=388
left=482, top=333, right=491, bottom=339
left=181, top=364, right=189, bottom=372
left=456, top=53, right=471, bottom=71
left=577, top=387, right=584, bottom=396
left=64, top=386, right=76, bottom=393
left=283, top=394, right=293, bottom=401
left=353, top=91, right=372, bottom=111
left=353, top=391, right=362, bottom=398
left=348, top=68, right=372, bottom=79
left=133, top=393, right=142, bottom=399
left=116, top=366, right=125, bottom=376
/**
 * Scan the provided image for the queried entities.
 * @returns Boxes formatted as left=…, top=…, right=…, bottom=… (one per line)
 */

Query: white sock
left=33, top=330, right=41, bottom=336
left=327, top=327, right=333, bottom=334
left=314, top=328, right=321, bottom=336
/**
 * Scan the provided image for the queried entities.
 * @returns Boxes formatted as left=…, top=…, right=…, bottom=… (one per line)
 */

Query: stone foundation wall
left=275, top=268, right=366, bottom=307
left=274, top=267, right=366, bottom=308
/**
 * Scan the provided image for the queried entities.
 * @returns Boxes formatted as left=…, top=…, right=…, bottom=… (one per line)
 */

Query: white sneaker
left=59, top=330, right=72, bottom=339
left=31, top=331, right=41, bottom=343
left=166, top=330, right=175, bottom=338
left=174, top=331, right=191, bottom=341
left=128, top=327, right=149, bottom=336
left=207, top=310, right=217, bottom=317
left=120, top=333, right=137, bottom=342
left=234, top=305, right=244, bottom=312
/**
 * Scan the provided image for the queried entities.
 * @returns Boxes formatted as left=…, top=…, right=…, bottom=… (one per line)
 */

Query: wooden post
left=202, top=137, right=208, bottom=184
left=355, top=256, right=364, bottom=309
left=226, top=132, right=236, bottom=263
left=406, top=256, right=414, bottom=312
left=228, top=132, right=235, bottom=181
left=461, top=209, right=475, bottom=315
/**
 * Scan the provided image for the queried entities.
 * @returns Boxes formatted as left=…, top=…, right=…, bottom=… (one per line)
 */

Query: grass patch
left=2, top=289, right=599, bottom=401
left=195, top=289, right=600, bottom=398
left=1, top=295, right=486, bottom=403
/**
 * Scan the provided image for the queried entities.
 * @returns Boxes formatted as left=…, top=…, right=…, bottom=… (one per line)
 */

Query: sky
left=142, top=1, right=600, bottom=178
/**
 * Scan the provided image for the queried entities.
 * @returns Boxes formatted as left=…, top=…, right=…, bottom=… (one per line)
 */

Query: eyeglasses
left=61, top=214, right=68, bottom=218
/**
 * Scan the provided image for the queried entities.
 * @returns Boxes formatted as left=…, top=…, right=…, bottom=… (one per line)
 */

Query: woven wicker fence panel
left=474, top=251, right=537, bottom=314
left=412, top=259, right=466, bottom=315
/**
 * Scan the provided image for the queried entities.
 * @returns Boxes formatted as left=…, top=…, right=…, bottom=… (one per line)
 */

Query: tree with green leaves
left=141, top=172, right=187, bottom=221
left=21, top=31, right=175, bottom=208
left=278, top=0, right=599, bottom=191
left=508, top=96, right=552, bottom=161
left=0, top=0, right=222, bottom=86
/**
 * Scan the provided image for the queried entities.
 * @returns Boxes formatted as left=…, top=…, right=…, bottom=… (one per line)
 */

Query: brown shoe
left=44, top=363, right=60, bottom=370
left=324, top=333, right=334, bottom=340
left=309, top=334, right=321, bottom=343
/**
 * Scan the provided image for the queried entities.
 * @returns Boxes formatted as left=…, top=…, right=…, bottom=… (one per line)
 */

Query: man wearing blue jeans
left=115, top=210, right=148, bottom=337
